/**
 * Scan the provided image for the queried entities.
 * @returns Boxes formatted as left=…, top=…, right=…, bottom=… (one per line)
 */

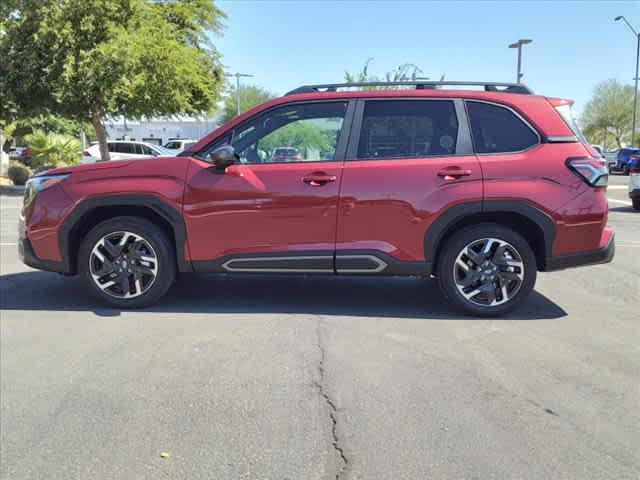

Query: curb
left=0, top=185, right=25, bottom=196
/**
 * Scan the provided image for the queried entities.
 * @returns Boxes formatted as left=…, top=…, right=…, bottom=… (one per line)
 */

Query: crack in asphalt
left=313, top=322, right=348, bottom=480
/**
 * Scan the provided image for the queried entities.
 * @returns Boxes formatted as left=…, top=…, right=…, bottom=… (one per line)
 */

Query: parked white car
left=163, top=139, right=196, bottom=154
left=81, top=141, right=173, bottom=163
left=604, top=149, right=619, bottom=169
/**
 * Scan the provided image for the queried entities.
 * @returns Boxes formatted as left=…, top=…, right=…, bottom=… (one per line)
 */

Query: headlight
left=23, top=173, right=71, bottom=212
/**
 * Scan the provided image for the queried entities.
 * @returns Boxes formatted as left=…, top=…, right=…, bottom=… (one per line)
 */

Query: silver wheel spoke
left=482, top=239, right=495, bottom=255
left=456, top=258, right=470, bottom=271
left=93, top=247, right=105, bottom=263
left=465, top=247, right=485, bottom=266
left=463, top=288, right=482, bottom=300
left=501, top=285, right=508, bottom=302
left=504, top=259, right=523, bottom=269
left=119, top=232, right=131, bottom=246
left=99, top=280, right=116, bottom=290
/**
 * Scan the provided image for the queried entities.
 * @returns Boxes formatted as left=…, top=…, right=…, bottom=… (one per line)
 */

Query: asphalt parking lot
left=1, top=175, right=638, bottom=480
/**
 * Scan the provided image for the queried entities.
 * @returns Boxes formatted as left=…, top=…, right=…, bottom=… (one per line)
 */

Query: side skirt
left=192, top=250, right=430, bottom=276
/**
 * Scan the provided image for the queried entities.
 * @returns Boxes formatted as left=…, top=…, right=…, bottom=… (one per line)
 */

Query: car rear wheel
left=79, top=216, right=176, bottom=308
left=436, top=223, right=537, bottom=317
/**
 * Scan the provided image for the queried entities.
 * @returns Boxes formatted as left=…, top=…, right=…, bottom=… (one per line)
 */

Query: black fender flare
left=423, top=200, right=556, bottom=272
left=59, top=194, right=190, bottom=274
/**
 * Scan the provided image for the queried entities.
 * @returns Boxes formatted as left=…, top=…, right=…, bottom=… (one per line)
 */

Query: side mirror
left=209, top=145, right=239, bottom=171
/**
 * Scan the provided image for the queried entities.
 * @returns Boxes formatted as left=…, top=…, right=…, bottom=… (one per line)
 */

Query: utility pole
left=508, top=39, right=533, bottom=84
left=614, top=16, right=639, bottom=145
left=80, top=123, right=86, bottom=151
left=225, top=72, right=254, bottom=116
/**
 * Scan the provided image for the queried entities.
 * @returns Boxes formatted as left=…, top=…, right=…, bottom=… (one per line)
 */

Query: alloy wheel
left=89, top=231, right=158, bottom=299
left=453, top=237, right=524, bottom=307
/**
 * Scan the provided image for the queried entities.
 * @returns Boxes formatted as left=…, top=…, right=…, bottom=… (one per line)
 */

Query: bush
left=7, top=162, right=33, bottom=185
left=24, top=130, right=81, bottom=170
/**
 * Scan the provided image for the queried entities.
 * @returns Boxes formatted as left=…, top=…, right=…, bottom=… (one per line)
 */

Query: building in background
left=105, top=115, right=219, bottom=146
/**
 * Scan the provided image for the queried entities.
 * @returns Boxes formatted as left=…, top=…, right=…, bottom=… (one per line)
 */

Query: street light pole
left=225, top=72, right=254, bottom=116
left=615, top=16, right=639, bottom=146
left=508, top=39, right=533, bottom=84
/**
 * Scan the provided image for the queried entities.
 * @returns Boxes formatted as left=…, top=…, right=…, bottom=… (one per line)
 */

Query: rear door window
left=356, top=100, right=459, bottom=159
left=112, top=143, right=135, bottom=154
left=466, top=101, right=539, bottom=154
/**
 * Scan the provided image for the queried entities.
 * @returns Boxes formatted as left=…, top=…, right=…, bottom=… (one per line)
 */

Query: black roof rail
left=286, top=81, right=533, bottom=96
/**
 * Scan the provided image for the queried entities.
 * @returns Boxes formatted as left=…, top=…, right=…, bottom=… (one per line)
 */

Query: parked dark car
left=614, top=147, right=640, bottom=175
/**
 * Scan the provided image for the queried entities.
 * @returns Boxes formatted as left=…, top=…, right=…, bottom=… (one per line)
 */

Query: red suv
left=18, top=81, right=614, bottom=316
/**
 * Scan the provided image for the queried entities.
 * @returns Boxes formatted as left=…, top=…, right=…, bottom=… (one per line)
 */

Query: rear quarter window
left=466, top=101, right=539, bottom=154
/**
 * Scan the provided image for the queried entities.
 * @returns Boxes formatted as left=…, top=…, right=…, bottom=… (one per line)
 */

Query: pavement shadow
left=609, top=205, right=637, bottom=213
left=0, top=270, right=567, bottom=320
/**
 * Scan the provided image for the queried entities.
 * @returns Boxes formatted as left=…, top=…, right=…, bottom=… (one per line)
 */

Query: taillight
left=566, top=157, right=608, bottom=187
left=630, top=165, right=640, bottom=174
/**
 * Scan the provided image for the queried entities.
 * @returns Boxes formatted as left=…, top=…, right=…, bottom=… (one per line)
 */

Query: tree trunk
left=90, top=108, right=110, bottom=161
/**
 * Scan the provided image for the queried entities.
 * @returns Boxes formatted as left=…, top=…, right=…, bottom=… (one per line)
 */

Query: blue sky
left=214, top=0, right=638, bottom=116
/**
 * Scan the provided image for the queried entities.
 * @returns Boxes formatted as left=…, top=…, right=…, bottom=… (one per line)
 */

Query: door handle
left=303, top=172, right=337, bottom=186
left=437, top=168, right=472, bottom=180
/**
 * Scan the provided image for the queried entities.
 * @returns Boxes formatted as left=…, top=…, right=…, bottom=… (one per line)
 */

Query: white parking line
left=608, top=198, right=633, bottom=206
left=607, top=186, right=628, bottom=190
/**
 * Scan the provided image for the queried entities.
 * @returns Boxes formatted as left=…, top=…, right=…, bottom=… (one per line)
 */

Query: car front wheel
left=436, top=223, right=537, bottom=317
left=79, top=216, right=176, bottom=308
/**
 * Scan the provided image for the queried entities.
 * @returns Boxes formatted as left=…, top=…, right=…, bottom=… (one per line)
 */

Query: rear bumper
left=544, top=229, right=614, bottom=271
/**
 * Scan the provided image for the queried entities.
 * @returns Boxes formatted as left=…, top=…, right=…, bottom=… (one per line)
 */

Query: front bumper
left=18, top=237, right=68, bottom=274
left=544, top=230, right=615, bottom=271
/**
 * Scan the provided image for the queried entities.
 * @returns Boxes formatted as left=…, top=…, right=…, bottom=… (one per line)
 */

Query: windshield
left=152, top=145, right=173, bottom=156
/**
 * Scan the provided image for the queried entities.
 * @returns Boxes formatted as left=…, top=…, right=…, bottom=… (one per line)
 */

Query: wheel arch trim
left=59, top=194, right=191, bottom=274
left=424, top=200, right=556, bottom=273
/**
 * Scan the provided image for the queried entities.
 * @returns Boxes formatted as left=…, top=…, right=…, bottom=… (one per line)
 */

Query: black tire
left=78, top=216, right=176, bottom=308
left=623, top=165, right=630, bottom=176
left=436, top=223, right=537, bottom=317
left=633, top=197, right=640, bottom=211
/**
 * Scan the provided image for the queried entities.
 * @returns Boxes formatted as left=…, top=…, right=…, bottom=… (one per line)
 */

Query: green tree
left=2, top=114, right=95, bottom=153
left=0, top=0, right=225, bottom=161
left=25, top=130, right=82, bottom=170
left=581, top=79, right=635, bottom=148
left=221, top=84, right=276, bottom=123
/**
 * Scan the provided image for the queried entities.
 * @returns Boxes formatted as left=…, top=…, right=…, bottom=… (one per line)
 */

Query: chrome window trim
left=546, top=135, right=578, bottom=143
